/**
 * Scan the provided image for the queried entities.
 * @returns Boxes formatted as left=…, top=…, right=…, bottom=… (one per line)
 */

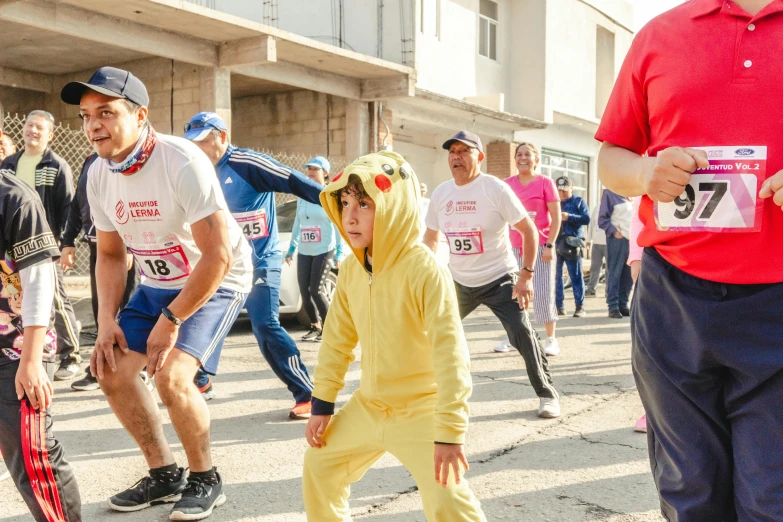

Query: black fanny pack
left=556, top=236, right=586, bottom=260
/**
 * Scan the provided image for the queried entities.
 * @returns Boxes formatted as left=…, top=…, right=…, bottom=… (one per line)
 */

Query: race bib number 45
left=233, top=210, right=269, bottom=240
left=129, top=243, right=192, bottom=282
left=655, top=146, right=766, bottom=233
left=445, top=228, right=484, bottom=255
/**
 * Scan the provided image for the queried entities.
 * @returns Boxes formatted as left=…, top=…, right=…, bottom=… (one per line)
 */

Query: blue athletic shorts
left=117, top=285, right=248, bottom=375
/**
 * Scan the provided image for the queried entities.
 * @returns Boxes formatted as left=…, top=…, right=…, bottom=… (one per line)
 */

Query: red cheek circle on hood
left=332, top=171, right=344, bottom=182
left=374, top=175, right=392, bottom=193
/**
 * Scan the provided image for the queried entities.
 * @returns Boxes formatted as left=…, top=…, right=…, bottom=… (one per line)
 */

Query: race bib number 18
left=445, top=228, right=484, bottom=255
left=129, top=243, right=192, bottom=282
left=655, top=146, right=766, bottom=233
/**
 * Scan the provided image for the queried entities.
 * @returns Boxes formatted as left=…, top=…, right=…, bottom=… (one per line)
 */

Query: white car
left=276, top=200, right=338, bottom=326
left=275, top=199, right=448, bottom=326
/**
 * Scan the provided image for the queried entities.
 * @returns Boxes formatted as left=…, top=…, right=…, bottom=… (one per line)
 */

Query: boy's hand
left=434, top=444, right=469, bottom=488
left=15, top=360, right=53, bottom=411
left=306, top=414, right=331, bottom=448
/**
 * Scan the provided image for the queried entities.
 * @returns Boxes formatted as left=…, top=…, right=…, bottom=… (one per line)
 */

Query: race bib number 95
left=655, top=146, right=766, bottom=233
left=445, top=228, right=484, bottom=255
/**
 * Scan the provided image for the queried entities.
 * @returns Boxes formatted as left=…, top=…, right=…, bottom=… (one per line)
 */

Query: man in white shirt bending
left=61, top=67, right=252, bottom=521
left=422, top=130, right=560, bottom=418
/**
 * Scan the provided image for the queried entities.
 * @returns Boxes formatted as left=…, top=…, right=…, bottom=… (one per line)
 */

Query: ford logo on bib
left=735, top=148, right=755, bottom=156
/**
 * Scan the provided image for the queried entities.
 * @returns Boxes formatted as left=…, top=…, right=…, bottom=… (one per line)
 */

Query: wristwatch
left=161, top=307, right=182, bottom=326
left=522, top=266, right=535, bottom=273
left=545, top=243, right=554, bottom=249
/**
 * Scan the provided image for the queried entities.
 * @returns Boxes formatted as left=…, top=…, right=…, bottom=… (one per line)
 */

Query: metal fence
left=1, top=112, right=347, bottom=276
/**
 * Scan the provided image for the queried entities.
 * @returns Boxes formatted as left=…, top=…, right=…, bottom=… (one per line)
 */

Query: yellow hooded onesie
left=302, top=151, right=486, bottom=522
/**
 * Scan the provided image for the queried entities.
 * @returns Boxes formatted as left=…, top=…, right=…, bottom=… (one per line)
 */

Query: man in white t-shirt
left=61, top=67, right=252, bottom=521
left=423, top=131, right=560, bottom=418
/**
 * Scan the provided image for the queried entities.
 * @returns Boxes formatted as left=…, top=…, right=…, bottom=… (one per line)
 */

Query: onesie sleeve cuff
left=311, top=397, right=335, bottom=416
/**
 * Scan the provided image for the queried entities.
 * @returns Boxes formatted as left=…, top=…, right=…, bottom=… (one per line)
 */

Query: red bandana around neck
left=109, top=126, right=158, bottom=175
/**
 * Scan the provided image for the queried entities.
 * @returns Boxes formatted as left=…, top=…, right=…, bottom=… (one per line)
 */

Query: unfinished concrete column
left=345, top=99, right=370, bottom=162
left=200, top=66, right=232, bottom=132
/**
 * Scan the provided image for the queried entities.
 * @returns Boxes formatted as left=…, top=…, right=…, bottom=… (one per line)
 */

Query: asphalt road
left=0, top=289, right=664, bottom=521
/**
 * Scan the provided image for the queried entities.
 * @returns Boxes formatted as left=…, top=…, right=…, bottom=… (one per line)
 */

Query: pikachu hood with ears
left=320, top=150, right=422, bottom=274
left=315, top=151, right=473, bottom=444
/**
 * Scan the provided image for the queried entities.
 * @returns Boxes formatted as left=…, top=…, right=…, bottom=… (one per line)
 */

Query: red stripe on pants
left=21, top=401, right=66, bottom=522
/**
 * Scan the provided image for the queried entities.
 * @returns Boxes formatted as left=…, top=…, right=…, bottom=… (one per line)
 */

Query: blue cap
left=305, top=156, right=330, bottom=172
left=61, top=66, right=149, bottom=107
left=184, top=112, right=228, bottom=141
left=442, top=130, right=484, bottom=154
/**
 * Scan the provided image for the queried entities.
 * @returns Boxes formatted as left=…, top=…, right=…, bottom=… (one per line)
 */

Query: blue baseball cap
left=305, top=156, right=330, bottom=172
left=442, top=130, right=484, bottom=154
left=61, top=66, right=149, bottom=107
left=184, top=112, right=228, bottom=141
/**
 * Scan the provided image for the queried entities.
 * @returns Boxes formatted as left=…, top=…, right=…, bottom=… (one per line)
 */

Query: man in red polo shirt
left=596, top=0, right=783, bottom=520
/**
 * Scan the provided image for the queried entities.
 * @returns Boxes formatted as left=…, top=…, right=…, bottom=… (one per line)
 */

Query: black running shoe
left=169, top=473, right=226, bottom=521
left=301, top=326, right=320, bottom=342
left=71, top=368, right=100, bottom=391
left=108, top=469, right=187, bottom=512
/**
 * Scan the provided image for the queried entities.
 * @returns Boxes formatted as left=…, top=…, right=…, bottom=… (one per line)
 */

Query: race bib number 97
left=445, top=228, right=484, bottom=255
left=655, top=146, right=766, bottom=233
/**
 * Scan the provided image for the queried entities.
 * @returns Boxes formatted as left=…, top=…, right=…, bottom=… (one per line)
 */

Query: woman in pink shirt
left=502, top=143, right=563, bottom=356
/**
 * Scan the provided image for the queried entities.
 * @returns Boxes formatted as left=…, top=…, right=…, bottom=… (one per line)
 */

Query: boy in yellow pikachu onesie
left=303, top=151, right=486, bottom=522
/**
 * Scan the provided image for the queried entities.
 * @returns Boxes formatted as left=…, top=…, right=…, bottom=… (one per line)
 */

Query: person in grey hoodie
left=598, top=189, right=632, bottom=318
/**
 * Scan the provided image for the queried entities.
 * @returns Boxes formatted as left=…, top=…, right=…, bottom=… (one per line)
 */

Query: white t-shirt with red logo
left=87, top=134, right=252, bottom=293
left=426, top=173, right=528, bottom=288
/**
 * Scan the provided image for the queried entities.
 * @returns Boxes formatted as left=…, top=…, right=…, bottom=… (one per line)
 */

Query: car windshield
left=276, top=200, right=298, bottom=233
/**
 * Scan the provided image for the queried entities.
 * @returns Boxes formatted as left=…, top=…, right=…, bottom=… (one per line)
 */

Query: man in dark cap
left=422, top=130, right=560, bottom=418
left=61, top=67, right=252, bottom=521
left=554, top=176, right=590, bottom=318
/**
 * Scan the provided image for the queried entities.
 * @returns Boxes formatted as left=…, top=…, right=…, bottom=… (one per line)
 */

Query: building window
left=479, top=0, right=498, bottom=61
left=541, top=149, right=590, bottom=199
left=421, top=0, right=439, bottom=38
left=595, top=26, right=615, bottom=119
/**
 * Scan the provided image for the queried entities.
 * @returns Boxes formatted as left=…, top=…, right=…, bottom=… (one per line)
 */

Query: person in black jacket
left=0, top=111, right=81, bottom=381
left=60, top=153, right=139, bottom=391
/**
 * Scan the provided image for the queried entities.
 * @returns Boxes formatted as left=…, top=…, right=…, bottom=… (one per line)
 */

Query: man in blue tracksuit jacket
left=185, top=112, right=322, bottom=419
left=554, top=176, right=590, bottom=317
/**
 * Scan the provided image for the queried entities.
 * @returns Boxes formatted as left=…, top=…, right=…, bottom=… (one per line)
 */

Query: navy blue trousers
left=555, top=251, right=585, bottom=309
left=606, top=234, right=632, bottom=311
left=633, top=247, right=783, bottom=522
left=195, top=267, right=313, bottom=404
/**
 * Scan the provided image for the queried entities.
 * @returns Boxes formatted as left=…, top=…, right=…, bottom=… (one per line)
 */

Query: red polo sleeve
left=595, top=35, right=650, bottom=156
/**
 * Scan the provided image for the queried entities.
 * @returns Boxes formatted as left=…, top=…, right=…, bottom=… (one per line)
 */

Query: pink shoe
left=633, top=414, right=647, bottom=433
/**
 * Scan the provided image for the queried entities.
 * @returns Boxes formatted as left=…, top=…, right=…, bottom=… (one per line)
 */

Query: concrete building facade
left=188, top=0, right=634, bottom=208
left=0, top=0, right=632, bottom=209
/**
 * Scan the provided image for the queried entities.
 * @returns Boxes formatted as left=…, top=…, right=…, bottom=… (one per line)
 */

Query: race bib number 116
left=655, top=146, right=766, bottom=233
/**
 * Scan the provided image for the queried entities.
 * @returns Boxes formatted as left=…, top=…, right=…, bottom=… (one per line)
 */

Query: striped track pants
left=0, top=361, right=81, bottom=521
left=513, top=246, right=558, bottom=324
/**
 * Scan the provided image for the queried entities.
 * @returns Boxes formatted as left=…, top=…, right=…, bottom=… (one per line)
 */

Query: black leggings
left=297, top=250, right=335, bottom=325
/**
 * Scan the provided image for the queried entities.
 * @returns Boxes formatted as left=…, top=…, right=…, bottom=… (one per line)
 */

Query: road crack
left=556, top=494, right=624, bottom=517
left=560, top=427, right=643, bottom=450
left=474, top=373, right=532, bottom=387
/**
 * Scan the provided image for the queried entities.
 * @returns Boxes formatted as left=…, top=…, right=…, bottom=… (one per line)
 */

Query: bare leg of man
left=154, top=349, right=212, bottom=472
left=97, top=348, right=176, bottom=468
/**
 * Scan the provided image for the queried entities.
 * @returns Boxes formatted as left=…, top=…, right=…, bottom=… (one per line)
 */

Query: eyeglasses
left=184, top=120, right=216, bottom=133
